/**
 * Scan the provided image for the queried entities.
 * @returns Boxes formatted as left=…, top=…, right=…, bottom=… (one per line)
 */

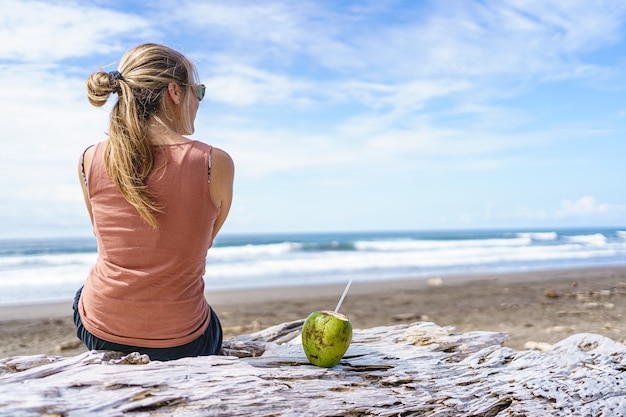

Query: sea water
left=0, top=227, right=625, bottom=307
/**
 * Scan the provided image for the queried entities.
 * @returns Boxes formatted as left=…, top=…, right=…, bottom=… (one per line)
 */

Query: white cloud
left=0, top=65, right=109, bottom=238
left=482, top=196, right=626, bottom=228
left=177, top=0, right=620, bottom=80
left=174, top=0, right=364, bottom=71
left=0, top=0, right=153, bottom=62
left=0, top=65, right=106, bottom=159
left=381, top=0, right=626, bottom=79
left=203, top=62, right=312, bottom=106
left=558, top=196, right=610, bottom=217
left=202, top=125, right=356, bottom=178
left=180, top=0, right=626, bottom=166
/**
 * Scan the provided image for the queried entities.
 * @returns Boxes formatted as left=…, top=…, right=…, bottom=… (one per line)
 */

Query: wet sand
left=1, top=266, right=625, bottom=358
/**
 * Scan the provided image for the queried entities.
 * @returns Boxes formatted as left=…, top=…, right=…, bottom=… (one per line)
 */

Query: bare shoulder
left=78, top=144, right=96, bottom=175
left=208, top=147, right=234, bottom=218
left=211, top=147, right=234, bottom=174
left=80, top=144, right=96, bottom=160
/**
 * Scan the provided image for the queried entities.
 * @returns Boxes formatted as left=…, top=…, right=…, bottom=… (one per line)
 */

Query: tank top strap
left=80, top=144, right=95, bottom=188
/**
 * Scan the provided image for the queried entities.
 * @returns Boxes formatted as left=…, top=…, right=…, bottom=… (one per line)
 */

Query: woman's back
left=78, top=141, right=219, bottom=348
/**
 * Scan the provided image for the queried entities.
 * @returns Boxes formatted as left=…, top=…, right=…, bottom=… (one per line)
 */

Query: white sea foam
left=2, top=230, right=626, bottom=306
left=0, top=253, right=96, bottom=270
left=354, top=236, right=532, bottom=252
left=208, top=242, right=295, bottom=259
left=203, top=241, right=625, bottom=281
left=564, top=233, right=607, bottom=246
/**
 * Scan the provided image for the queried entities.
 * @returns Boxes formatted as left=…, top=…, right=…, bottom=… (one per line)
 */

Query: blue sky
left=1, top=0, right=626, bottom=238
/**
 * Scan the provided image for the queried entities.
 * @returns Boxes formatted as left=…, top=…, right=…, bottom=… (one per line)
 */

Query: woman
left=73, top=43, right=234, bottom=361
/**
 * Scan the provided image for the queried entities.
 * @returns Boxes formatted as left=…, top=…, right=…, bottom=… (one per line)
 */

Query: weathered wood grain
left=1, top=321, right=625, bottom=416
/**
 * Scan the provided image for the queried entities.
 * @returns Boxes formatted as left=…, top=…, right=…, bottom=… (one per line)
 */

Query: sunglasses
left=193, top=84, right=206, bottom=102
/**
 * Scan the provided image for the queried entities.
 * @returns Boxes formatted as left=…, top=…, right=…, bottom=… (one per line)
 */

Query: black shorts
left=73, top=286, right=223, bottom=361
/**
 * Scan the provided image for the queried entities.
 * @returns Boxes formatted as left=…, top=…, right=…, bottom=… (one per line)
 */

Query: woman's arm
left=208, top=147, right=235, bottom=240
left=78, top=146, right=96, bottom=226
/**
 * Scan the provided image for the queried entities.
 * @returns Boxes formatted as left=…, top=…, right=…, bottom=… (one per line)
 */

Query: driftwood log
left=1, top=320, right=625, bottom=416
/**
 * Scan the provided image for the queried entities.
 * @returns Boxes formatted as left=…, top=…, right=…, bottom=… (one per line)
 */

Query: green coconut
left=302, top=310, right=352, bottom=367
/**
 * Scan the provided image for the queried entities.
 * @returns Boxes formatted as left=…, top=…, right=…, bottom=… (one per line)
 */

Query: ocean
left=0, top=227, right=625, bottom=307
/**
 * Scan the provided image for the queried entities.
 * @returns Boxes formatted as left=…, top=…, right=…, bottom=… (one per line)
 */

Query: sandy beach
left=1, top=266, right=625, bottom=359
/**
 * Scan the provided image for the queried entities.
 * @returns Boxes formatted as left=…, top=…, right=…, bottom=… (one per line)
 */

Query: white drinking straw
left=334, top=278, right=353, bottom=313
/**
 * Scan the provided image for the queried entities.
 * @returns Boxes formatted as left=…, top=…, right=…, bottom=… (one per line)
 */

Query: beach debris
left=302, top=310, right=352, bottom=367
left=56, top=339, right=83, bottom=352
left=543, top=289, right=559, bottom=299
left=392, top=312, right=428, bottom=321
left=602, top=323, right=620, bottom=331
left=573, top=288, right=619, bottom=303
left=575, top=292, right=592, bottom=302
left=545, top=325, right=575, bottom=334
left=524, top=341, right=553, bottom=351
left=583, top=302, right=615, bottom=310
left=251, top=319, right=262, bottom=333
left=427, top=277, right=444, bottom=287
left=556, top=310, right=589, bottom=317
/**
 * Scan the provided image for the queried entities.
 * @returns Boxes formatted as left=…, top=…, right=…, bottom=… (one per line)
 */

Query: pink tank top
left=79, top=140, right=219, bottom=348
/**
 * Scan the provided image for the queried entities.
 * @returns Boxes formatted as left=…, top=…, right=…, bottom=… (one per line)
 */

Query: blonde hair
left=85, top=43, right=199, bottom=228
